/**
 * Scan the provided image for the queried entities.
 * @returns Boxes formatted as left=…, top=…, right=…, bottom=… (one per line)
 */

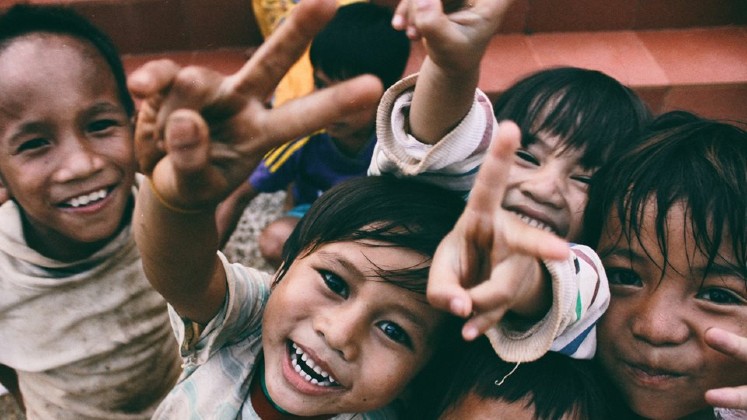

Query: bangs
left=494, top=67, right=650, bottom=170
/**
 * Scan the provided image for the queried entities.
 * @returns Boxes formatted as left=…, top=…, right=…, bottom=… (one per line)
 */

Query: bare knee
left=259, top=217, right=299, bottom=268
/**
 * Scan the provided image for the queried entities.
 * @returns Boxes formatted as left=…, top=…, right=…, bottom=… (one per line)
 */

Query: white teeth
left=66, top=189, right=107, bottom=208
left=290, top=343, right=338, bottom=387
left=513, top=212, right=554, bottom=233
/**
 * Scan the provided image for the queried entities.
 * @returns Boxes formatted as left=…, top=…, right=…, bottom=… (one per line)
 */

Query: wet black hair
left=309, top=2, right=410, bottom=90
left=583, top=111, right=747, bottom=283
left=427, top=336, right=630, bottom=420
left=494, top=67, right=652, bottom=170
left=0, top=4, right=134, bottom=117
left=276, top=175, right=465, bottom=293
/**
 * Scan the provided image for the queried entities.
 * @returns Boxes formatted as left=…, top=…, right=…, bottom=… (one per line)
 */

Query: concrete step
left=4, top=0, right=746, bottom=121
left=121, top=26, right=747, bottom=122
left=5, top=0, right=745, bottom=55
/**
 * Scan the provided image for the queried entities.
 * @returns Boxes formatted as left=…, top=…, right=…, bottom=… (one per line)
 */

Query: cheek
left=567, top=189, right=588, bottom=217
left=105, top=135, right=136, bottom=169
left=1, top=167, right=44, bottom=203
left=358, top=355, right=420, bottom=406
left=597, top=302, right=629, bottom=349
left=705, top=347, right=747, bottom=388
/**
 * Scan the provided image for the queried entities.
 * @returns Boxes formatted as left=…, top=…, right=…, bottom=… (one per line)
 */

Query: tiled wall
left=2, top=0, right=263, bottom=53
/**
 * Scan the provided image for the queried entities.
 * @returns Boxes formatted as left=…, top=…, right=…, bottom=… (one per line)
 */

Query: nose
left=630, top=285, right=690, bottom=346
left=313, top=302, right=367, bottom=362
left=54, top=134, right=104, bottom=182
left=521, top=165, right=565, bottom=208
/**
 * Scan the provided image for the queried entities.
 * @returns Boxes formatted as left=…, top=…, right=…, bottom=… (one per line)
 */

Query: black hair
left=276, top=175, right=466, bottom=399
left=276, top=175, right=465, bottom=293
left=0, top=4, right=134, bottom=117
left=309, top=2, right=410, bottom=90
left=429, top=336, right=630, bottom=420
left=494, top=67, right=652, bottom=170
left=583, top=111, right=747, bottom=284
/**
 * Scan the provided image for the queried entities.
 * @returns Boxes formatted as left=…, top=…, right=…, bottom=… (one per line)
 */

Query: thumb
left=163, top=109, right=210, bottom=176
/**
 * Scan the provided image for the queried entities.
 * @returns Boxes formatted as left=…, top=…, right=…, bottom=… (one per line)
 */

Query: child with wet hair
left=583, top=111, right=747, bottom=419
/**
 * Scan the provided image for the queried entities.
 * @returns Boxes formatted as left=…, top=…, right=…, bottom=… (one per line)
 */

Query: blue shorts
left=286, top=203, right=311, bottom=219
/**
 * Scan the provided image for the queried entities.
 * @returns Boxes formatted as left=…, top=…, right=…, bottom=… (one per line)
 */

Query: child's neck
left=20, top=196, right=134, bottom=262
left=331, top=129, right=373, bottom=158
left=250, top=358, right=332, bottom=420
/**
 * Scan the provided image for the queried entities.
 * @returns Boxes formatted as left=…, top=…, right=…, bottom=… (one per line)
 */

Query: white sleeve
left=368, top=73, right=497, bottom=196
left=485, top=244, right=610, bottom=362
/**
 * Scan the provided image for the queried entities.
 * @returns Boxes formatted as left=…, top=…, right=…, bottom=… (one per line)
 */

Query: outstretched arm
left=395, top=0, right=513, bottom=144
left=130, top=0, right=383, bottom=324
left=427, top=121, right=570, bottom=340
left=705, top=327, right=747, bottom=410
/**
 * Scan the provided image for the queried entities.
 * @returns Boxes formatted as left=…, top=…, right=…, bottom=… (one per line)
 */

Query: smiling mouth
left=511, top=211, right=557, bottom=234
left=626, top=362, right=685, bottom=386
left=289, top=342, right=339, bottom=387
left=60, top=188, right=111, bottom=208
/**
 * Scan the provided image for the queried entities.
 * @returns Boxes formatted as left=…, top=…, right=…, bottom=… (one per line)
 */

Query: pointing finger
left=227, top=0, right=338, bottom=98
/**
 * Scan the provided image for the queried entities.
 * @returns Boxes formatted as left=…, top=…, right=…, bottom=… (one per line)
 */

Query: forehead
left=0, top=33, right=110, bottom=88
left=0, top=33, right=119, bottom=119
left=310, top=242, right=443, bottom=324
left=527, top=130, right=589, bottom=163
left=599, top=200, right=738, bottom=273
left=441, top=393, right=538, bottom=420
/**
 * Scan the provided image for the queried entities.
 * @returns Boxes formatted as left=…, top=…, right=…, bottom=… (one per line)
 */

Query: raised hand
left=427, top=121, right=570, bottom=340
left=705, top=327, right=747, bottom=410
left=127, top=0, right=383, bottom=211
left=393, top=0, right=513, bottom=73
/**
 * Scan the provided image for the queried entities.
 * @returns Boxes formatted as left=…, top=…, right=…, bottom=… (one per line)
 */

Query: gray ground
left=222, top=191, right=286, bottom=272
left=0, top=192, right=286, bottom=419
left=0, top=394, right=23, bottom=419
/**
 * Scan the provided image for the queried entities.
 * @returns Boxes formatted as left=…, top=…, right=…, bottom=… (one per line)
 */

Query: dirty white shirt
left=0, top=199, right=181, bottom=419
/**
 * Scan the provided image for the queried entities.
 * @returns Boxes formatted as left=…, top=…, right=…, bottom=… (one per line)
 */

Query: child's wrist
left=147, top=178, right=209, bottom=215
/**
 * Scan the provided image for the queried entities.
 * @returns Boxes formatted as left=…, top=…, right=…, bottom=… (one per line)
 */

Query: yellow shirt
left=251, top=0, right=365, bottom=106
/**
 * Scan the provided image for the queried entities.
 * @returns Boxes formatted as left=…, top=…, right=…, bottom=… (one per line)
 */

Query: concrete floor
left=0, top=394, right=24, bottom=420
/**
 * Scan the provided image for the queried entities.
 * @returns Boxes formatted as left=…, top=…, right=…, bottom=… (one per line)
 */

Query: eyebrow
left=692, top=262, right=746, bottom=281
left=315, top=250, right=434, bottom=345
left=598, top=246, right=646, bottom=263
left=316, top=250, right=364, bottom=279
left=602, top=246, right=746, bottom=282
left=84, top=101, right=126, bottom=117
left=7, top=120, right=48, bottom=146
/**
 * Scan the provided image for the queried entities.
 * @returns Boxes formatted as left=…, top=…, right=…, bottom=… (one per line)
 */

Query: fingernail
left=463, top=325, right=478, bottom=341
left=391, top=15, right=404, bottom=29
left=415, top=0, right=429, bottom=9
left=450, top=298, right=465, bottom=315
left=167, top=116, right=199, bottom=143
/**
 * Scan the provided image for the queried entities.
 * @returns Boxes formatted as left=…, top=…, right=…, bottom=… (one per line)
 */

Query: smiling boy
left=0, top=5, right=180, bottom=418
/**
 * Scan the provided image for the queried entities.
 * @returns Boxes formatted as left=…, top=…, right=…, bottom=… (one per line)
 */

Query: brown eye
left=376, top=320, right=412, bottom=348
left=571, top=175, right=592, bottom=185
left=606, top=268, right=642, bottom=287
left=515, top=149, right=539, bottom=165
left=697, top=288, right=744, bottom=305
left=17, top=137, right=49, bottom=153
left=321, top=270, right=348, bottom=298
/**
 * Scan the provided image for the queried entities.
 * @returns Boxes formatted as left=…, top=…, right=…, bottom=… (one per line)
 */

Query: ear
left=0, top=177, right=9, bottom=204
